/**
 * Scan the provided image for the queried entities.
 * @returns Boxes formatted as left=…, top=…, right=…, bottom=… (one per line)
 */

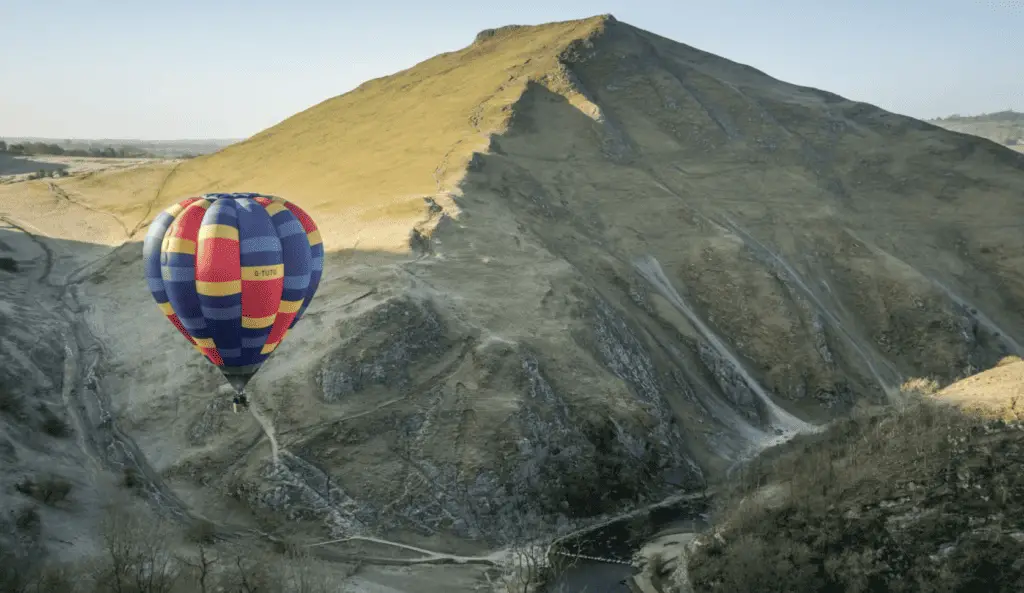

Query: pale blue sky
left=2, top=0, right=1020, bottom=140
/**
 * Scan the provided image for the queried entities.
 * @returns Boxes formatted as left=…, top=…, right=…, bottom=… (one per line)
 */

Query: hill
left=2, top=13, right=1024, bottom=592
left=928, top=110, right=1024, bottom=152
left=156, top=17, right=616, bottom=251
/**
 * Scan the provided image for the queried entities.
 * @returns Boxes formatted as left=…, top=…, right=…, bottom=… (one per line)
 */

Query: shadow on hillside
left=0, top=227, right=122, bottom=281
left=1, top=221, right=661, bottom=593
left=0, top=222, right=416, bottom=285
left=0, top=153, right=70, bottom=176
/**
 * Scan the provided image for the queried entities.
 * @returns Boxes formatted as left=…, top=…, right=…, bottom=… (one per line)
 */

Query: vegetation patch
left=14, top=475, right=73, bottom=507
left=37, top=404, right=71, bottom=438
left=1, top=503, right=359, bottom=593
left=686, top=387, right=1024, bottom=593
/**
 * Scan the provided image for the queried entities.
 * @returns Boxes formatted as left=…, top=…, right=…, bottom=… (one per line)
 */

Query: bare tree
left=178, top=544, right=218, bottom=593
left=229, top=553, right=278, bottom=593
left=279, top=548, right=333, bottom=593
left=97, top=506, right=179, bottom=593
left=222, top=544, right=360, bottom=593
left=499, top=543, right=549, bottom=593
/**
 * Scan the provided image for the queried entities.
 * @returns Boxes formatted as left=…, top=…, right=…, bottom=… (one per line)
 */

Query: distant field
left=927, top=110, right=1023, bottom=150
left=0, top=136, right=238, bottom=158
left=0, top=136, right=235, bottom=182
left=0, top=153, right=165, bottom=183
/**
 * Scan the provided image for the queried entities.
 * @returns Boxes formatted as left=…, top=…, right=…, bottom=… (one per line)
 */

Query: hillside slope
left=1, top=14, right=1023, bottom=567
left=157, top=17, right=612, bottom=252
left=934, top=355, right=1023, bottom=420
left=681, top=368, right=1024, bottom=593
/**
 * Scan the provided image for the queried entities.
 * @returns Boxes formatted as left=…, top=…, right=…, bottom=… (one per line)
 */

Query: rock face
left=228, top=293, right=703, bottom=543
left=3, top=15, right=1023, bottom=553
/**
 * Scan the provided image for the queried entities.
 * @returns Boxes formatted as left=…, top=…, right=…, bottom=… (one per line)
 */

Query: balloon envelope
left=141, top=193, right=324, bottom=392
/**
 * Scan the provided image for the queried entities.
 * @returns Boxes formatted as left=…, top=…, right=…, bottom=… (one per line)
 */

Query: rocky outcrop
left=221, top=294, right=708, bottom=543
left=316, top=298, right=451, bottom=403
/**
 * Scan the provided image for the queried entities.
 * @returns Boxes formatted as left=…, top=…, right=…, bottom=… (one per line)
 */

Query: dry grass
left=60, top=162, right=182, bottom=222
left=142, top=16, right=611, bottom=252
left=933, top=358, right=1024, bottom=422
left=0, top=17, right=614, bottom=253
left=687, top=384, right=1024, bottom=593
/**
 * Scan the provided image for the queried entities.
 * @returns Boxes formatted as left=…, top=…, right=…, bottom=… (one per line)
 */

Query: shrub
left=184, top=519, right=217, bottom=545
left=37, top=405, right=71, bottom=438
left=121, top=467, right=143, bottom=492
left=14, top=506, right=41, bottom=533
left=0, top=386, right=23, bottom=414
left=14, top=475, right=72, bottom=506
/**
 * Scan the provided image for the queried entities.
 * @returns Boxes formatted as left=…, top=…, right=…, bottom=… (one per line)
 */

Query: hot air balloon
left=142, top=193, right=323, bottom=400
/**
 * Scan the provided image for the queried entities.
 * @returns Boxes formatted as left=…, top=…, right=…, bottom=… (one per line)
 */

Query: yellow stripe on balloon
left=306, top=229, right=322, bottom=247
left=279, top=299, right=304, bottom=313
left=164, top=203, right=187, bottom=218
left=242, top=314, right=277, bottom=329
left=197, top=224, right=240, bottom=241
left=192, top=337, right=216, bottom=348
left=195, top=280, right=242, bottom=296
left=262, top=200, right=287, bottom=216
left=164, top=197, right=211, bottom=218
left=162, top=237, right=196, bottom=254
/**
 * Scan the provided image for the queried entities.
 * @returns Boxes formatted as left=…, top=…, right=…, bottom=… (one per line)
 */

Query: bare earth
left=2, top=14, right=1024, bottom=592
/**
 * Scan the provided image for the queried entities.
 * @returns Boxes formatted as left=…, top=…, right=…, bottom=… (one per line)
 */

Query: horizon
left=2, top=0, right=1021, bottom=140
left=0, top=136, right=242, bottom=143
left=4, top=108, right=1022, bottom=144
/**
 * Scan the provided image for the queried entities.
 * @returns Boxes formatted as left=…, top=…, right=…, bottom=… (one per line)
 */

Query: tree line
left=0, top=140, right=155, bottom=158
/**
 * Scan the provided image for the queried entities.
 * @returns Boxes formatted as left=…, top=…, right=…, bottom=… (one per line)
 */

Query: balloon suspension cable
left=225, top=373, right=253, bottom=396
left=244, top=390, right=281, bottom=468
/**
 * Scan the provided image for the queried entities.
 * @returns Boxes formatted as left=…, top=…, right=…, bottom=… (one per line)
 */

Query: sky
left=1, top=0, right=1021, bottom=140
